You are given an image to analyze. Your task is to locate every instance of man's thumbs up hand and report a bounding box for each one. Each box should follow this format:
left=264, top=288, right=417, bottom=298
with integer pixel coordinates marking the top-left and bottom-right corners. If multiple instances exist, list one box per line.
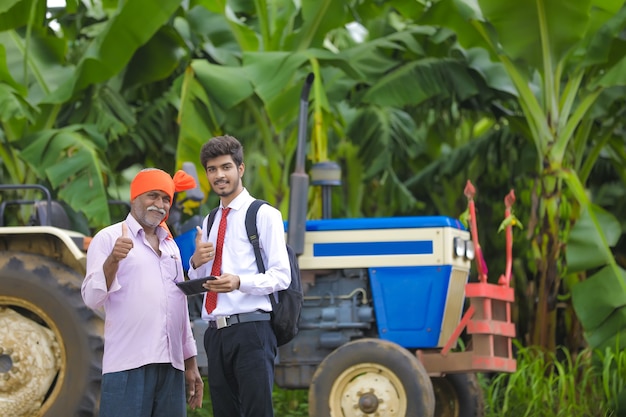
left=190, top=226, right=215, bottom=269
left=111, top=222, right=133, bottom=263
left=195, top=225, right=202, bottom=246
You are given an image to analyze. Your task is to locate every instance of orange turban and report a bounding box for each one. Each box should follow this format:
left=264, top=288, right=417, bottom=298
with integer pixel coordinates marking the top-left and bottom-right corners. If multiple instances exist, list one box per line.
left=130, top=169, right=197, bottom=235
left=130, top=169, right=196, bottom=202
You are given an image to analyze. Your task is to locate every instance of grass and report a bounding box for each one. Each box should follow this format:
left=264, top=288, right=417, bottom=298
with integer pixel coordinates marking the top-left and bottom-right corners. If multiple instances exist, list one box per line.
left=187, top=383, right=308, bottom=417
left=482, top=343, right=626, bottom=417
left=189, top=343, right=626, bottom=417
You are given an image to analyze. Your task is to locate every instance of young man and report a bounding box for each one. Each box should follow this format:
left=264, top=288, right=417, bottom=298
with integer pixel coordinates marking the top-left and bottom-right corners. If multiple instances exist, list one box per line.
left=82, top=168, right=204, bottom=417
left=189, top=135, right=291, bottom=417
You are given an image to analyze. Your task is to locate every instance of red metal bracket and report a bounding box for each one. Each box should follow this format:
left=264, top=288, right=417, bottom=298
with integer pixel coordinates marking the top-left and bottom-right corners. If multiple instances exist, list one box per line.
left=417, top=181, right=517, bottom=375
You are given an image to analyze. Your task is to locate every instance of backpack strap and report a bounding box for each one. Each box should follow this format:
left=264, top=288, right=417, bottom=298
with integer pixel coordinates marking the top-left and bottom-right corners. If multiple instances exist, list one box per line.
left=245, top=199, right=278, bottom=310
left=246, top=199, right=269, bottom=274
left=205, top=206, right=220, bottom=239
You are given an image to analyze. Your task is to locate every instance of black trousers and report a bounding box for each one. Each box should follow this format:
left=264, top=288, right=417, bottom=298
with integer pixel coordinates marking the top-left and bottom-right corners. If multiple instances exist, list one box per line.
left=204, top=320, right=277, bottom=417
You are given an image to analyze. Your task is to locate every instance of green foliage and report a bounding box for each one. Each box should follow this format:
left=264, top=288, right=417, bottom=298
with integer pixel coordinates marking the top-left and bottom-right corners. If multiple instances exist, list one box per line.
left=482, top=343, right=626, bottom=417
left=596, top=344, right=626, bottom=413
left=421, top=0, right=626, bottom=354
left=568, top=203, right=626, bottom=351
left=272, top=387, right=309, bottom=417
left=0, top=0, right=187, bottom=227
left=186, top=380, right=308, bottom=417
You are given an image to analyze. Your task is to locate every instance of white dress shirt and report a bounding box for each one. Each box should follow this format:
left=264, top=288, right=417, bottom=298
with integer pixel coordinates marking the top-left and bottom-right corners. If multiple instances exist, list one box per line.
left=188, top=188, right=291, bottom=320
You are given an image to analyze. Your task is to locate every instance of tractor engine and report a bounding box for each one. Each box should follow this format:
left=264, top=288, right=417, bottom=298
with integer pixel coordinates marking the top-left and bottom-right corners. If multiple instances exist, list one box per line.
left=276, top=268, right=375, bottom=389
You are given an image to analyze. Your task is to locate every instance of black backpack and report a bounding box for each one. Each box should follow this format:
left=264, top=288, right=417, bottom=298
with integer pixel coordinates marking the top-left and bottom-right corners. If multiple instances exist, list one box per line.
left=206, top=199, right=303, bottom=346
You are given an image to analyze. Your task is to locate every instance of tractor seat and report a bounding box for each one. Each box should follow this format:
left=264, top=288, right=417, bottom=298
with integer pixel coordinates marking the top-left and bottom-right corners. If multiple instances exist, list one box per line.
left=29, top=201, right=71, bottom=229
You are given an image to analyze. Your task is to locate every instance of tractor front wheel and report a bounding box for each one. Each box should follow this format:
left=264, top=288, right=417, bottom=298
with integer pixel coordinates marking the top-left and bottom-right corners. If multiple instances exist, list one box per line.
left=308, top=338, right=435, bottom=417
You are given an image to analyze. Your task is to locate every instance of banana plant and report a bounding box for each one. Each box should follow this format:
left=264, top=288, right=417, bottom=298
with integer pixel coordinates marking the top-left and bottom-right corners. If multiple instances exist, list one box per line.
left=423, top=0, right=626, bottom=351
left=174, top=0, right=518, bottom=221
left=174, top=0, right=359, bottom=215
left=567, top=200, right=624, bottom=351
left=0, top=0, right=183, bottom=227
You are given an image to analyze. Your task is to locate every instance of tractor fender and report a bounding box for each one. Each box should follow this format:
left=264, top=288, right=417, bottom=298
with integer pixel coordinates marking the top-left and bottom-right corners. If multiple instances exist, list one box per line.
left=0, top=226, right=88, bottom=276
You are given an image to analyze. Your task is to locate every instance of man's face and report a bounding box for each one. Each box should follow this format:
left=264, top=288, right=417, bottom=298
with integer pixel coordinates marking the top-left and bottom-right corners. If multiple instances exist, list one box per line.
left=130, top=190, right=171, bottom=228
left=205, top=154, right=244, bottom=199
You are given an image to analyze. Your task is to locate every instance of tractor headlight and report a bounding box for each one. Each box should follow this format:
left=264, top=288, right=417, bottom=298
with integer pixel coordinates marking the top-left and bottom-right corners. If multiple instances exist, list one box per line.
left=453, top=237, right=475, bottom=260
left=465, top=240, right=475, bottom=260
left=453, top=237, right=465, bottom=258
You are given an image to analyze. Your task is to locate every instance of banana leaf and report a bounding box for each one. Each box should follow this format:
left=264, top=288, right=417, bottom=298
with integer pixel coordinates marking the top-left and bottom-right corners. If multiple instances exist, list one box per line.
left=569, top=204, right=626, bottom=350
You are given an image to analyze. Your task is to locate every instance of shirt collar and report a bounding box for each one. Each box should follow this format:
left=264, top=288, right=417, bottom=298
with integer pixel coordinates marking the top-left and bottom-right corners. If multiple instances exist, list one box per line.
left=220, top=188, right=251, bottom=213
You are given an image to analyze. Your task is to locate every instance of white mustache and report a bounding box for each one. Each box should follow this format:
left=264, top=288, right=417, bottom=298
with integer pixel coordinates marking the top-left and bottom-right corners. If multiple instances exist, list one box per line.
left=147, top=206, right=166, bottom=215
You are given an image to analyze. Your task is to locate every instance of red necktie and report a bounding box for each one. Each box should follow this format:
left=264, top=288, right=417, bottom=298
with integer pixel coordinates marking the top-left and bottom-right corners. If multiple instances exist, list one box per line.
left=205, top=207, right=230, bottom=313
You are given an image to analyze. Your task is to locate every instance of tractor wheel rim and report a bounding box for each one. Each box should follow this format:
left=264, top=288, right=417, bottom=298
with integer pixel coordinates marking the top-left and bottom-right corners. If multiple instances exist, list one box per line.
left=0, top=297, right=64, bottom=417
left=329, top=362, right=406, bottom=417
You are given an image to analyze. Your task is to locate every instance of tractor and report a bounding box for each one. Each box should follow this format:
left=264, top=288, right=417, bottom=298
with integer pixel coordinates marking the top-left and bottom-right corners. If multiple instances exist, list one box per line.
left=0, top=76, right=516, bottom=416
left=180, top=167, right=518, bottom=417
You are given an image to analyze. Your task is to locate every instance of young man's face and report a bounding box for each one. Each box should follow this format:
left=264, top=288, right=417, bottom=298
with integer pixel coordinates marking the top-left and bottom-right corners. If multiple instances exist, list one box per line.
left=130, top=190, right=170, bottom=228
left=205, top=154, right=244, bottom=200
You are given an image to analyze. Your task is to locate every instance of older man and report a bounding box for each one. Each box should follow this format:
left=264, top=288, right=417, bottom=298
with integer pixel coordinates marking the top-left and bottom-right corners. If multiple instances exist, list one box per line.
left=82, top=168, right=203, bottom=417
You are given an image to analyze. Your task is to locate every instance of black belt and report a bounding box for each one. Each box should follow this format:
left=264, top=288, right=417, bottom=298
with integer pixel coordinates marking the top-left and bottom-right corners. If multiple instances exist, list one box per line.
left=208, top=312, right=271, bottom=329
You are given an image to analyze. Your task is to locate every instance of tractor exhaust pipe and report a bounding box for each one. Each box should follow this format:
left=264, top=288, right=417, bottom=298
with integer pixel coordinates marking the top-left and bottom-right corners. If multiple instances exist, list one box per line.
left=287, top=73, right=314, bottom=255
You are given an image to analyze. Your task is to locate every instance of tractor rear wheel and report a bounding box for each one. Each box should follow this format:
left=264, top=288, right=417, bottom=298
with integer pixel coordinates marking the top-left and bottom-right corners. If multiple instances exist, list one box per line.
left=432, top=373, right=485, bottom=417
left=308, top=338, right=435, bottom=417
left=0, top=252, right=104, bottom=417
